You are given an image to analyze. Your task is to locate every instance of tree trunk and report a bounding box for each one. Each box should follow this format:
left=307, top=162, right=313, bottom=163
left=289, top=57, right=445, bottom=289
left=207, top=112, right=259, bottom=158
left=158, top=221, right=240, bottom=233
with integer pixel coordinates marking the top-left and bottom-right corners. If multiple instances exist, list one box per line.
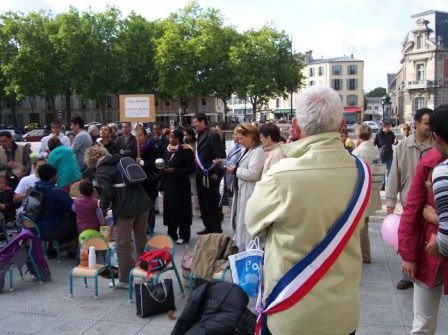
left=65, top=86, right=71, bottom=124
left=101, top=102, right=106, bottom=123
left=251, top=97, right=257, bottom=122
left=49, top=96, right=56, bottom=119
left=10, top=101, right=17, bottom=128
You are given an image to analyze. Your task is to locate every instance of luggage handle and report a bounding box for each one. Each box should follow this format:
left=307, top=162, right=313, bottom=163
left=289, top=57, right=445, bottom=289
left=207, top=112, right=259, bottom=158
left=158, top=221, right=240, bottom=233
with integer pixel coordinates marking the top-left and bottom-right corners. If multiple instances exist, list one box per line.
left=143, top=281, right=168, bottom=303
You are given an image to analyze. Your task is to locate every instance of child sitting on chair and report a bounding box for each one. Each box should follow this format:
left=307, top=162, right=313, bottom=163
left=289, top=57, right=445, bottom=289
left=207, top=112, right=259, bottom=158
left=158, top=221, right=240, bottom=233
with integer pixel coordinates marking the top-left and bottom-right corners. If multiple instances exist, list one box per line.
left=72, top=180, right=104, bottom=235
left=0, top=176, right=19, bottom=223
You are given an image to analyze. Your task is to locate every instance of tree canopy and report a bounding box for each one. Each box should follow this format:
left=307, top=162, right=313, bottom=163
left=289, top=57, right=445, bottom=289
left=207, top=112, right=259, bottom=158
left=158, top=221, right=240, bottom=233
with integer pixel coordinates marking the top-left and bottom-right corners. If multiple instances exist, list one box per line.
left=0, top=1, right=304, bottom=126
left=366, top=87, right=386, bottom=97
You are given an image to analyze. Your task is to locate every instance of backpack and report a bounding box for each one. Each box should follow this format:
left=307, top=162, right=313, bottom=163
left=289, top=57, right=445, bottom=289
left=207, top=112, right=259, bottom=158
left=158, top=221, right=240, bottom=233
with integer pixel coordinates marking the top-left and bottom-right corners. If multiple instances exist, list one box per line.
left=22, top=189, right=45, bottom=222
left=117, top=157, right=147, bottom=186
left=136, top=247, right=172, bottom=281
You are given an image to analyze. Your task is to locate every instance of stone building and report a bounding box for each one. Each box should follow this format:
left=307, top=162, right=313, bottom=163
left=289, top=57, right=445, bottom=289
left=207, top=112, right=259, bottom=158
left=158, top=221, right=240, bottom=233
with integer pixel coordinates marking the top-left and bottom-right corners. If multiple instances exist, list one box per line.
left=389, top=10, right=448, bottom=122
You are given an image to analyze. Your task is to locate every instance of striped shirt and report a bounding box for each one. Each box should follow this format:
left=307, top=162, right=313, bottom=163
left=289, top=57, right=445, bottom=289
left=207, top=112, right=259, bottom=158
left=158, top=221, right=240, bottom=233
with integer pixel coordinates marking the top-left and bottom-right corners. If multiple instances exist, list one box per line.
left=433, top=159, right=448, bottom=256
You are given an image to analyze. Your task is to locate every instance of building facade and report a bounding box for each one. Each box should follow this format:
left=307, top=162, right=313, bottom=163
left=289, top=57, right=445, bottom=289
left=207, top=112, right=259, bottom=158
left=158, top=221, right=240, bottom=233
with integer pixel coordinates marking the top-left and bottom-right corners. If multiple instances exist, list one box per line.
left=364, top=97, right=383, bottom=121
left=302, top=51, right=365, bottom=122
left=389, top=10, right=448, bottom=122
left=0, top=95, right=225, bottom=127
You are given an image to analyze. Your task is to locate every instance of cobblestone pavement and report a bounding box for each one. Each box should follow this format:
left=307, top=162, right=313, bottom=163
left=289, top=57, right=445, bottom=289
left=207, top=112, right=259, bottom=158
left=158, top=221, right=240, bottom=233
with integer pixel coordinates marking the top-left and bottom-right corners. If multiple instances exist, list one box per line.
left=1, top=193, right=447, bottom=335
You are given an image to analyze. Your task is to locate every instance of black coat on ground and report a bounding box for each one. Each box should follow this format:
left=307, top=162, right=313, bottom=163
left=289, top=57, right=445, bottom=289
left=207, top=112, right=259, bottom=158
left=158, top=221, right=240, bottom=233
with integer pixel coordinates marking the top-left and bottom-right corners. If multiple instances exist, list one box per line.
left=162, top=147, right=195, bottom=229
left=171, top=281, right=249, bottom=335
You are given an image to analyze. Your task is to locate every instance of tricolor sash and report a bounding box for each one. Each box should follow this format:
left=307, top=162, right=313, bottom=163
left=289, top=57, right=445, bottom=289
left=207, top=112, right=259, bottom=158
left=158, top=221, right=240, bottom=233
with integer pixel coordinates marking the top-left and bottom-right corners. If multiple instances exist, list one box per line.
left=195, top=141, right=216, bottom=188
left=256, top=156, right=371, bottom=334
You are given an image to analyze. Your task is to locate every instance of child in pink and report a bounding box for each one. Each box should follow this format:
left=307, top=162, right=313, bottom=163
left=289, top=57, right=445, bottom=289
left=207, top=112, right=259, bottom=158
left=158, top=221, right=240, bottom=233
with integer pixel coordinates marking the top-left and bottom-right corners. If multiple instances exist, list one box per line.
left=72, top=180, right=104, bottom=234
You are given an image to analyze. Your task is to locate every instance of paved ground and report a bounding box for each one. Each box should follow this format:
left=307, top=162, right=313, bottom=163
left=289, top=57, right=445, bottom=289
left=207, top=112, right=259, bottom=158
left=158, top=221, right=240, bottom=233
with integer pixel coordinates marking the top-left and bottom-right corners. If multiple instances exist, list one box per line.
left=2, top=190, right=448, bottom=333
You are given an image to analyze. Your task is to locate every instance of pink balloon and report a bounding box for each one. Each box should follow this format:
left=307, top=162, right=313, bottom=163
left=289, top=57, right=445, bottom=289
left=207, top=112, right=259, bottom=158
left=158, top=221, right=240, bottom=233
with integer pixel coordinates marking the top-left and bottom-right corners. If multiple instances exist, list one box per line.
left=381, top=214, right=401, bottom=249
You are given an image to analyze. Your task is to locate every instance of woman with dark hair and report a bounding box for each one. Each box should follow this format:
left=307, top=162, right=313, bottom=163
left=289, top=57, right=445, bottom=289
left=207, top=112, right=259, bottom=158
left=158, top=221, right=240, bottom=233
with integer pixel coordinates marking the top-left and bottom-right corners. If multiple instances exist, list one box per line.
left=183, top=127, right=200, bottom=216
left=183, top=128, right=196, bottom=147
left=163, top=128, right=196, bottom=244
left=48, top=137, right=81, bottom=191
left=259, top=122, right=284, bottom=174
left=97, top=125, right=119, bottom=155
left=136, top=127, right=159, bottom=235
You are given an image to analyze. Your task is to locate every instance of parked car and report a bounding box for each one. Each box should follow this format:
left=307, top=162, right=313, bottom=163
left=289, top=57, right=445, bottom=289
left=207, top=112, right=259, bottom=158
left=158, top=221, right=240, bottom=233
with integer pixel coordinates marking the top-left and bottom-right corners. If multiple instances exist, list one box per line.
left=24, top=123, right=41, bottom=131
left=22, top=129, right=45, bottom=142
left=84, top=122, right=102, bottom=130
left=362, top=121, right=380, bottom=133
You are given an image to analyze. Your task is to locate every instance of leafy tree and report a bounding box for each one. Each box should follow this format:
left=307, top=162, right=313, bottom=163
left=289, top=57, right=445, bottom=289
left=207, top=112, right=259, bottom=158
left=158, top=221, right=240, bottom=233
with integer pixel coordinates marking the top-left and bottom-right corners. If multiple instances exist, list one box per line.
left=230, top=25, right=303, bottom=120
left=0, top=11, right=23, bottom=126
left=366, top=87, right=386, bottom=97
left=52, top=7, right=94, bottom=122
left=9, top=11, right=65, bottom=118
left=115, top=12, right=161, bottom=95
left=77, top=7, right=121, bottom=122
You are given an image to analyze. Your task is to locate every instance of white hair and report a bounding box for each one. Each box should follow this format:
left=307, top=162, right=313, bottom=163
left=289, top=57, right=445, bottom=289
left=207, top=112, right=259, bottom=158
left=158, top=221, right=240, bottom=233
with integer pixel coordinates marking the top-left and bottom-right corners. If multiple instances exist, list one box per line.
left=295, top=85, right=343, bottom=137
left=87, top=125, right=99, bottom=135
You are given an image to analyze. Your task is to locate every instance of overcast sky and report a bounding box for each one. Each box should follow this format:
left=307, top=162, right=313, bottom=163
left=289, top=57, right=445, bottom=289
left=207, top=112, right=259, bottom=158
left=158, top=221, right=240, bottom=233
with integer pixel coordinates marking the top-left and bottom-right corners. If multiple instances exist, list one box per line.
left=1, top=0, right=447, bottom=91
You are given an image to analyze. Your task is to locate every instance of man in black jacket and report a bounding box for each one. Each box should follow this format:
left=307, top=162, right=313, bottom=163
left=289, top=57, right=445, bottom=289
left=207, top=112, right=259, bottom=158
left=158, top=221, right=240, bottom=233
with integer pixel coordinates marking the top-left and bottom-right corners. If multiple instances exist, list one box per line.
left=193, top=113, right=226, bottom=234
left=115, top=122, right=137, bottom=159
left=149, top=123, right=169, bottom=159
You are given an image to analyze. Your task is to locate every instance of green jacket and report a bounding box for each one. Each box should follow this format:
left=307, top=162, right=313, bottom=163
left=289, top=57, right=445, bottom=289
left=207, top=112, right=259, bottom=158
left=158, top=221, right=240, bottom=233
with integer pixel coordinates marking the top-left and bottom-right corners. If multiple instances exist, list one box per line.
left=246, top=132, right=366, bottom=335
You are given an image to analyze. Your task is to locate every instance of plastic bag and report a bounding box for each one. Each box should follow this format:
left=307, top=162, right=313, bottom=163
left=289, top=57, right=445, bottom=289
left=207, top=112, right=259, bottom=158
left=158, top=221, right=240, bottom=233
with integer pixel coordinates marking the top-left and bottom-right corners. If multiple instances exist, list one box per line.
left=229, top=238, right=263, bottom=297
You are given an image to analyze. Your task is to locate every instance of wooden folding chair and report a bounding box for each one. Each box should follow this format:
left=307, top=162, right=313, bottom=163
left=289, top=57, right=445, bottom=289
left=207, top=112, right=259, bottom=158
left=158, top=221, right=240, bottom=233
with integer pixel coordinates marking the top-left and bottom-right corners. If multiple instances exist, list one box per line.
left=69, top=237, right=114, bottom=299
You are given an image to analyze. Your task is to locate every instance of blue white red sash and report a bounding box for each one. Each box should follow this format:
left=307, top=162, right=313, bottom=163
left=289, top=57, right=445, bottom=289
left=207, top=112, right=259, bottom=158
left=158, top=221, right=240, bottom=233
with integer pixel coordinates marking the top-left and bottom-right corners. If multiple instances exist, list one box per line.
left=256, top=157, right=371, bottom=334
left=195, top=141, right=216, bottom=188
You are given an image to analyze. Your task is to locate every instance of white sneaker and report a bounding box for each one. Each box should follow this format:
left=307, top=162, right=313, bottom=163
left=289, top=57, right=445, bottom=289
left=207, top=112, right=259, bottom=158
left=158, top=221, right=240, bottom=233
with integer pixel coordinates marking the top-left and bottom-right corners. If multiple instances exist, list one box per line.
left=109, top=281, right=128, bottom=289
left=176, top=239, right=186, bottom=245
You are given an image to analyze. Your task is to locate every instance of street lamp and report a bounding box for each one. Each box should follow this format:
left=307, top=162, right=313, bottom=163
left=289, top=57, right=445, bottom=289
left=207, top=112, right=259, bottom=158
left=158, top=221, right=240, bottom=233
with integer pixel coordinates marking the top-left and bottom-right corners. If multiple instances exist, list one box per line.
left=178, top=108, right=182, bottom=126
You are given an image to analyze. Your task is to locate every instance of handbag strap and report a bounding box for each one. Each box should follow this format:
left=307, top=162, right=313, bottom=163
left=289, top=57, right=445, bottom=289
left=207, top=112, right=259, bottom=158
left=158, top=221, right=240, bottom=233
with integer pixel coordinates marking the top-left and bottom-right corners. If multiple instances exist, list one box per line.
left=143, top=281, right=168, bottom=303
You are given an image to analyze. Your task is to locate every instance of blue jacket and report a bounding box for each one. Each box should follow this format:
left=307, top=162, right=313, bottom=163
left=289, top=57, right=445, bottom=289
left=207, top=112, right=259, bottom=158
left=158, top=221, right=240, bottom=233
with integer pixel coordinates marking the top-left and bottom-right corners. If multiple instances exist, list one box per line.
left=34, top=180, right=74, bottom=233
left=48, top=145, right=81, bottom=188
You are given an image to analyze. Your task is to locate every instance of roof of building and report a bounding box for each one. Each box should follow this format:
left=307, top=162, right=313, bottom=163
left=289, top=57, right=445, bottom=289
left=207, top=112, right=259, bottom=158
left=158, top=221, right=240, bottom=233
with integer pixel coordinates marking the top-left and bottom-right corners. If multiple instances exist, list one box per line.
left=306, top=55, right=362, bottom=65
left=411, top=10, right=448, bottom=18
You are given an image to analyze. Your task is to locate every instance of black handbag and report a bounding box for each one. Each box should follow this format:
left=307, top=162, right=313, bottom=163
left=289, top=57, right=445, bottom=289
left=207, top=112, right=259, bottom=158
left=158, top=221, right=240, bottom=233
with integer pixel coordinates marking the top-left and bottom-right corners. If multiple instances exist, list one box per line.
left=135, top=279, right=175, bottom=317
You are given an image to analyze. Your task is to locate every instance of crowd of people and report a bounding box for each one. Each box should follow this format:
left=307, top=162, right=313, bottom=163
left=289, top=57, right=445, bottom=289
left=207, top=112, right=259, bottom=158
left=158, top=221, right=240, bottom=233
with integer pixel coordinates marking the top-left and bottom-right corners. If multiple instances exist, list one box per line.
left=3, top=84, right=448, bottom=334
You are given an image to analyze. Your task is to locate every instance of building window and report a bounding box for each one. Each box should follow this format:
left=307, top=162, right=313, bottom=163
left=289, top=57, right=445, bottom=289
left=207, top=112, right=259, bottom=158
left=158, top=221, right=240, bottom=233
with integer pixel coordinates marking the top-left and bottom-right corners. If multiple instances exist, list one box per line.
left=332, top=79, right=342, bottom=90
left=347, top=95, right=358, bottom=106
left=155, top=99, right=159, bottom=107
left=309, top=80, right=315, bottom=86
left=416, top=64, right=425, bottom=81
left=318, top=66, right=323, bottom=76
left=417, top=35, right=423, bottom=49
left=339, top=95, right=344, bottom=104
left=107, top=96, right=112, bottom=108
left=275, top=98, right=280, bottom=108
left=348, top=65, right=357, bottom=75
left=201, top=98, right=207, bottom=106
left=81, top=99, right=86, bottom=109
left=332, top=65, right=342, bottom=75
left=347, top=79, right=358, bottom=90
left=165, top=100, right=170, bottom=107
left=309, top=67, right=314, bottom=77
left=415, top=97, right=425, bottom=110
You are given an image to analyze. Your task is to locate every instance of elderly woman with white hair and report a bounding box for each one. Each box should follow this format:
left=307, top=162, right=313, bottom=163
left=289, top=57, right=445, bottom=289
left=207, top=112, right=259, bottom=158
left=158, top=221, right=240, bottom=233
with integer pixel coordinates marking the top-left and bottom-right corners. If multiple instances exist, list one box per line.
left=245, top=85, right=370, bottom=335
left=87, top=125, right=99, bottom=145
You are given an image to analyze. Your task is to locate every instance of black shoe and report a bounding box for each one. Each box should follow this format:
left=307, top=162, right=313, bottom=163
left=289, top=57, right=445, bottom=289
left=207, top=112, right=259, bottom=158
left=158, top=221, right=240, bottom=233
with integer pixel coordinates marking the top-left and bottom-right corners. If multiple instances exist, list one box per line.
left=197, top=229, right=210, bottom=235
left=396, top=279, right=413, bottom=290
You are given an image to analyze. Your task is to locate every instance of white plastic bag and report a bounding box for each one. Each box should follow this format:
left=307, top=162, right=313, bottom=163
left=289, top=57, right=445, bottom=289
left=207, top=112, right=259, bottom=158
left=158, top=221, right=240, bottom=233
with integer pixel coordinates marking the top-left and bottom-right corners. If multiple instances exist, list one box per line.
left=229, top=238, right=263, bottom=297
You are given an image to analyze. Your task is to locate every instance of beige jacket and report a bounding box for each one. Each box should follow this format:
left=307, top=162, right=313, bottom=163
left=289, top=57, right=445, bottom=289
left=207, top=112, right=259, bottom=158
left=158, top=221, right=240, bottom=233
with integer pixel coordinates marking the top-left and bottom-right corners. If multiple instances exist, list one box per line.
left=352, top=141, right=381, bottom=215
left=262, top=142, right=284, bottom=174
left=386, top=135, right=433, bottom=208
left=246, top=132, right=366, bottom=335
